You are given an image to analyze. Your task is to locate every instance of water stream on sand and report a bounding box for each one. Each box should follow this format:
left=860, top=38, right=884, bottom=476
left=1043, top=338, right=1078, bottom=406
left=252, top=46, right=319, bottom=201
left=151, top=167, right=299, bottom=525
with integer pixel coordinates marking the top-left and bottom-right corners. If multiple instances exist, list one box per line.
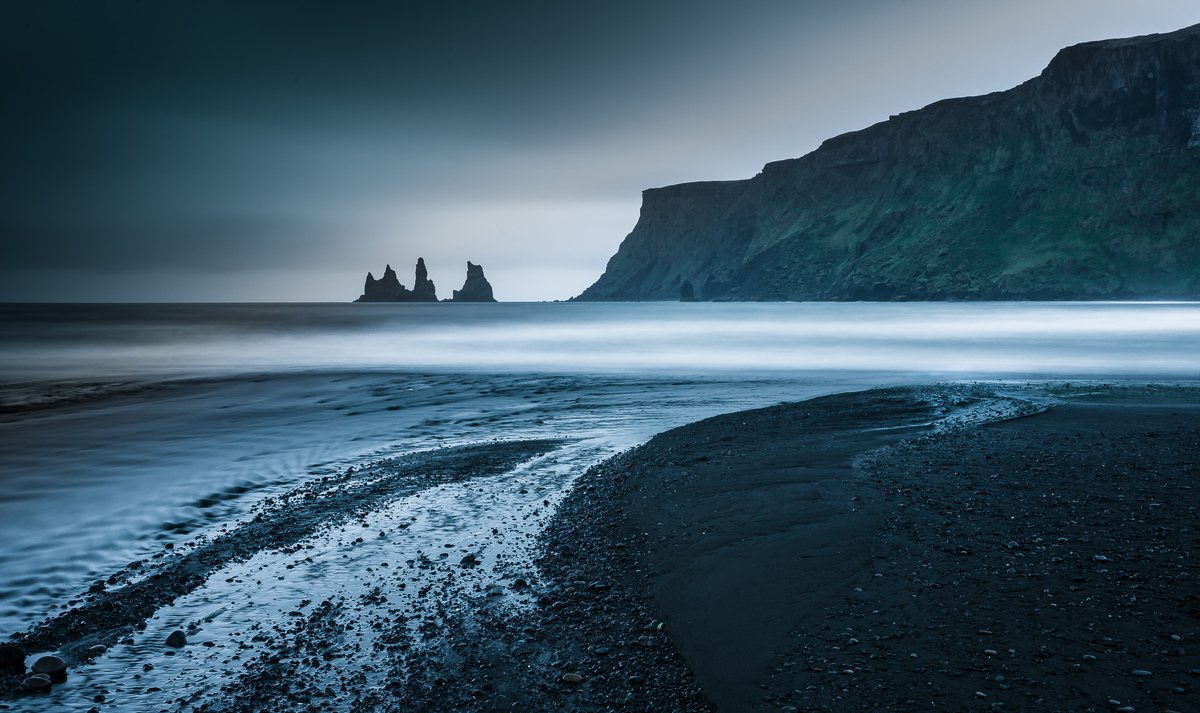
left=2, top=371, right=892, bottom=712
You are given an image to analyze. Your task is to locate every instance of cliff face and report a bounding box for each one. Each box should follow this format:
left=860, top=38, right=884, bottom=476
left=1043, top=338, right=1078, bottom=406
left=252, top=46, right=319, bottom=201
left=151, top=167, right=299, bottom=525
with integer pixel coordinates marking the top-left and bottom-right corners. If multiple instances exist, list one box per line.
left=576, top=24, right=1200, bottom=301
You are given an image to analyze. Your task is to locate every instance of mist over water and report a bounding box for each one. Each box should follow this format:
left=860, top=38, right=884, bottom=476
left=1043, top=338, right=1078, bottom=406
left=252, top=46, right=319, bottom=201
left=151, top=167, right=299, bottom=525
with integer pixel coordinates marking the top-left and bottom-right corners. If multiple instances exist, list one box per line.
left=2, top=301, right=1199, bottom=380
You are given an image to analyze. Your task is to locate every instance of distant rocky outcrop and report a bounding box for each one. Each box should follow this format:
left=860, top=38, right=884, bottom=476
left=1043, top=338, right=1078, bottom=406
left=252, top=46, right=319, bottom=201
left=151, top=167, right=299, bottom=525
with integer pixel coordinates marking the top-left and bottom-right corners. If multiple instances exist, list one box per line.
left=575, top=24, right=1200, bottom=302
left=356, top=258, right=499, bottom=302
left=451, top=262, right=497, bottom=302
left=357, top=263, right=411, bottom=302
left=411, top=258, right=438, bottom=302
left=356, top=258, right=438, bottom=302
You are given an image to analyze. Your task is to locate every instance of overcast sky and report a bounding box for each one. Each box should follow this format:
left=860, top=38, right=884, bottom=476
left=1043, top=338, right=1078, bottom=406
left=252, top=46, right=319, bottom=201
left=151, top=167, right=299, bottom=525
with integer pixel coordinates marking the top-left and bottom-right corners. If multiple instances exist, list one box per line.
left=3, top=1, right=1198, bottom=302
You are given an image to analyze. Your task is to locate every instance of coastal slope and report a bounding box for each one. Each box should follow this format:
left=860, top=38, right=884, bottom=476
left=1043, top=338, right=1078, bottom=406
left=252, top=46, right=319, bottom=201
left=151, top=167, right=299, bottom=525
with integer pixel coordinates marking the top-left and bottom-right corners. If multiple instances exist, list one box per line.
left=576, top=24, right=1200, bottom=301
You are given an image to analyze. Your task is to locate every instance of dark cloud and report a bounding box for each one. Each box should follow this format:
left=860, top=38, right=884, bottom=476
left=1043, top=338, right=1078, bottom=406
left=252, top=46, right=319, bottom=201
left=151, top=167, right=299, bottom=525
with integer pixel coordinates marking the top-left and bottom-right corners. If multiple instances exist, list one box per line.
left=2, top=1, right=1198, bottom=300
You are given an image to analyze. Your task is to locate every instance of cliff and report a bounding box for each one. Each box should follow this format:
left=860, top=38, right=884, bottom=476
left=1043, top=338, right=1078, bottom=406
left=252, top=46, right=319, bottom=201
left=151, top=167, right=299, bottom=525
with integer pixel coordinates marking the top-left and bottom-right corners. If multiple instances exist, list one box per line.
left=575, top=24, right=1200, bottom=301
left=451, top=262, right=497, bottom=302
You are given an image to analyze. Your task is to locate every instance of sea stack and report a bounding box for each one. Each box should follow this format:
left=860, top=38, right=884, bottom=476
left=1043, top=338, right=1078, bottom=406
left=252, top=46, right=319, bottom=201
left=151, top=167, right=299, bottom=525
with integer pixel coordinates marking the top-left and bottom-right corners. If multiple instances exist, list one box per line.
left=411, top=257, right=438, bottom=302
left=356, top=264, right=411, bottom=302
left=451, top=262, right=497, bottom=302
left=355, top=259, right=439, bottom=302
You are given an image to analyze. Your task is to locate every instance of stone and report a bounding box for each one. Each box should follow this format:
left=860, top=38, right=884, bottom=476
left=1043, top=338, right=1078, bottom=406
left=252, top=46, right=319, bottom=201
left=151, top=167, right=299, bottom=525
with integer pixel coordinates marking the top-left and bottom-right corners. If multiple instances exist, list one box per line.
left=23, top=675, right=51, bottom=692
left=561, top=673, right=583, bottom=684
left=460, top=553, right=479, bottom=566
left=32, top=655, right=66, bottom=682
left=451, top=262, right=497, bottom=302
left=166, top=630, right=187, bottom=648
left=0, top=644, right=24, bottom=674
left=1132, top=669, right=1152, bottom=676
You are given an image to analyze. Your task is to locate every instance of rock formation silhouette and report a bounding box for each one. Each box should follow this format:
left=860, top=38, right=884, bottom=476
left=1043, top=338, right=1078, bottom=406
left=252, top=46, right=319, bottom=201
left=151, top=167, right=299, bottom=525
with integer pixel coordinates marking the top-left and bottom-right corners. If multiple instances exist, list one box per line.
left=451, top=262, right=497, bottom=302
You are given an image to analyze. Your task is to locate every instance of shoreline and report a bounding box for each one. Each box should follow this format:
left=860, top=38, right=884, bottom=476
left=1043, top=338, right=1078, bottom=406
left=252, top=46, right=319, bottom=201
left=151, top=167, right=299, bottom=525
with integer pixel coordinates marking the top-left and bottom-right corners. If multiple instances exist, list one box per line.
left=2, top=382, right=1198, bottom=712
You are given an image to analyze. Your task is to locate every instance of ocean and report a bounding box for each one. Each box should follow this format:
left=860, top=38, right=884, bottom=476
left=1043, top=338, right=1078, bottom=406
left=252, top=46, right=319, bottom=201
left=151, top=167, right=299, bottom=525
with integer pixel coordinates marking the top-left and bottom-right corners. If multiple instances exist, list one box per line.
left=1, top=301, right=1198, bottom=710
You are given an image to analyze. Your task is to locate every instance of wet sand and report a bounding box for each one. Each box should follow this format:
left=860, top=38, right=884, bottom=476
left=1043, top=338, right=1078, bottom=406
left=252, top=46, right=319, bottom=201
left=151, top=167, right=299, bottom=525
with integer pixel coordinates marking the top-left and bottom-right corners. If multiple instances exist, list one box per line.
left=3, top=383, right=1199, bottom=713
left=550, top=384, right=1200, bottom=712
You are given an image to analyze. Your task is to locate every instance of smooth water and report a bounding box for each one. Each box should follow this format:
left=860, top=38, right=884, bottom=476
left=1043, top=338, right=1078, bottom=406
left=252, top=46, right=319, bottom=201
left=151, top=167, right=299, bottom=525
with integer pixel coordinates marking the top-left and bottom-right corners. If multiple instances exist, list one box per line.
left=2, top=301, right=1199, bottom=380
left=1, top=301, right=1198, bottom=709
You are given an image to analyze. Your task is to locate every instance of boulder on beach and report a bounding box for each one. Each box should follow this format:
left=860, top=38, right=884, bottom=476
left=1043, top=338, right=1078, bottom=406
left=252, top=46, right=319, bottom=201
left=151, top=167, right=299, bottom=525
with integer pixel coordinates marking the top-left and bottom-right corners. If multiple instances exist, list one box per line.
left=31, top=655, right=66, bottom=682
left=166, top=630, right=187, bottom=648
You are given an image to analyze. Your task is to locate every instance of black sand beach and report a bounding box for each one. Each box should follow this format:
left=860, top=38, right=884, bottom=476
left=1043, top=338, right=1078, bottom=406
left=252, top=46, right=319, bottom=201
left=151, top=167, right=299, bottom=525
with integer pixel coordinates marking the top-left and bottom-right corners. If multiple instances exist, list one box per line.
left=3, top=384, right=1199, bottom=713
left=533, top=385, right=1200, bottom=713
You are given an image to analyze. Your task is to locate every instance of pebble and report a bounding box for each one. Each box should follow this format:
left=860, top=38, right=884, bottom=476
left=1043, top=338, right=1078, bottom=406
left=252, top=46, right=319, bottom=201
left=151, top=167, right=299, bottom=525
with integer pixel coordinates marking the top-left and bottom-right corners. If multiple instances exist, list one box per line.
left=32, top=655, right=67, bottom=681
left=562, top=673, right=583, bottom=684
left=166, top=630, right=188, bottom=647
left=460, top=554, right=479, bottom=566
left=87, top=645, right=107, bottom=656
left=1131, top=669, right=1152, bottom=676
left=1082, top=654, right=1097, bottom=661
left=983, top=649, right=998, bottom=655
left=23, top=675, right=51, bottom=692
left=975, top=691, right=987, bottom=698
